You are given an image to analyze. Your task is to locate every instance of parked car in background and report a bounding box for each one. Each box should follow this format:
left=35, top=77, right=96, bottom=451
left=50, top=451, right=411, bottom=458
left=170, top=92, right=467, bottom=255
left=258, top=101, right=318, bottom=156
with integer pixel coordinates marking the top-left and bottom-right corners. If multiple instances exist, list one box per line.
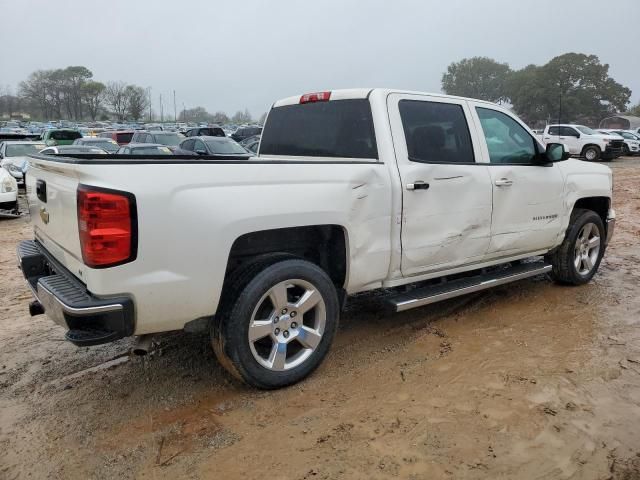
left=542, top=124, right=624, bottom=161
left=115, top=144, right=173, bottom=155
left=184, top=126, right=226, bottom=137
left=130, top=131, right=184, bottom=151
left=597, top=130, right=640, bottom=156
left=230, top=126, right=262, bottom=143
left=39, top=145, right=108, bottom=155
left=73, top=137, right=120, bottom=153
left=98, top=130, right=134, bottom=146
left=0, top=141, right=46, bottom=184
left=174, top=136, right=252, bottom=158
left=242, top=135, right=261, bottom=154
left=41, top=128, right=82, bottom=146
left=0, top=166, right=18, bottom=213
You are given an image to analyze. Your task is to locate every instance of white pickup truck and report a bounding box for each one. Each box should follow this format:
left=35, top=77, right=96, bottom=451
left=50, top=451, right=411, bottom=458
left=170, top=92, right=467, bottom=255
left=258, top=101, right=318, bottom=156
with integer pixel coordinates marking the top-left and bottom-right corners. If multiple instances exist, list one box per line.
left=541, top=124, right=624, bottom=161
left=18, top=89, right=615, bottom=389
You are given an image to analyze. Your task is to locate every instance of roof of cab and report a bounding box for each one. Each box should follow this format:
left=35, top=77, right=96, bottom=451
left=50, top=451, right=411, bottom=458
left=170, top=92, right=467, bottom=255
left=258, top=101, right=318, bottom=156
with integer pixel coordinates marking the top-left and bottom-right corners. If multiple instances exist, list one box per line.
left=272, top=88, right=498, bottom=108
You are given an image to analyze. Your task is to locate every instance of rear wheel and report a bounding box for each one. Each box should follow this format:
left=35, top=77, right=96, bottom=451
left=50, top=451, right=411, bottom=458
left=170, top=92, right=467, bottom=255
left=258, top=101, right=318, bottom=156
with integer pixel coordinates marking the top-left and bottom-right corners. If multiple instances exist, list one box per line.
left=582, top=146, right=601, bottom=162
left=547, top=209, right=605, bottom=285
left=212, top=258, right=339, bottom=389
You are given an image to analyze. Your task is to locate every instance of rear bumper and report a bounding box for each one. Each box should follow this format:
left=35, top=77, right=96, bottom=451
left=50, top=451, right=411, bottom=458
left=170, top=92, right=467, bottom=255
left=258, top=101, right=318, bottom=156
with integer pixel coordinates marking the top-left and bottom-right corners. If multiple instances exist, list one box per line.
left=17, top=240, right=135, bottom=346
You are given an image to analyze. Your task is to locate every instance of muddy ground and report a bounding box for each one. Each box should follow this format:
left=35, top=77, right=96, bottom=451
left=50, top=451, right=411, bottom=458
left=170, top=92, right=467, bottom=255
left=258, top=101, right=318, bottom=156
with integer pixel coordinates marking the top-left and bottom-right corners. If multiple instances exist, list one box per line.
left=1, top=158, right=639, bottom=480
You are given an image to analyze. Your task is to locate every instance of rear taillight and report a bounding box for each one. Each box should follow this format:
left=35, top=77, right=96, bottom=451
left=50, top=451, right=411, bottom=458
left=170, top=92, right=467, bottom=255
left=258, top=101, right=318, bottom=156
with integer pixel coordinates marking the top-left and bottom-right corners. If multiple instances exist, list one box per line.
left=300, top=91, right=331, bottom=104
left=77, top=185, right=137, bottom=268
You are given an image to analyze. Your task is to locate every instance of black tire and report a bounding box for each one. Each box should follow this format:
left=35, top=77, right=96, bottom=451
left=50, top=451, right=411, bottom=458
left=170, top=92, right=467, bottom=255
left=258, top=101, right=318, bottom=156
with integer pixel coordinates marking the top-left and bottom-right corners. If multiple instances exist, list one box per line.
left=622, top=144, right=630, bottom=156
left=547, top=209, right=605, bottom=285
left=212, top=258, right=339, bottom=389
left=582, top=145, right=601, bottom=162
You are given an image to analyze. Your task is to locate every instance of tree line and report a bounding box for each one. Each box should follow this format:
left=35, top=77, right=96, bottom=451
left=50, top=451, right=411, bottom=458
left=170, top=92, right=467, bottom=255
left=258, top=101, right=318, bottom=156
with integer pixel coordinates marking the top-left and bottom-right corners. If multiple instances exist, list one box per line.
left=0, top=66, right=261, bottom=123
left=441, top=53, right=637, bottom=126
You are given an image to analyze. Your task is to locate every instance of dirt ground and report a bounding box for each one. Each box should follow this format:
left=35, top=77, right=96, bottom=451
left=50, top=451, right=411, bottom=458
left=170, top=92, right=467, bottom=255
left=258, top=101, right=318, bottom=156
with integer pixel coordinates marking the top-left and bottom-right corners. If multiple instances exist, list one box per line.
left=1, top=158, right=639, bottom=480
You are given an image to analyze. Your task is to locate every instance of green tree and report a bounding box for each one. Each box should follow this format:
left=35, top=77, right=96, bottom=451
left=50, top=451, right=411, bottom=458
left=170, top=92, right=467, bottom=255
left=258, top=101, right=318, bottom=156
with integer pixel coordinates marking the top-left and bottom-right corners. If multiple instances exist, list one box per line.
left=507, top=53, right=631, bottom=125
left=626, top=103, right=640, bottom=117
left=441, top=56, right=512, bottom=103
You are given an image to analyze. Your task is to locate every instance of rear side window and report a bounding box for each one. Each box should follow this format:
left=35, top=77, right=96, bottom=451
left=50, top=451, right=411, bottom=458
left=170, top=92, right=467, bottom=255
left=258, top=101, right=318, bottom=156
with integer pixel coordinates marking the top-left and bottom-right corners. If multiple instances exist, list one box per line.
left=399, top=100, right=474, bottom=164
left=260, top=99, right=378, bottom=159
left=548, top=126, right=561, bottom=135
left=116, top=132, right=133, bottom=143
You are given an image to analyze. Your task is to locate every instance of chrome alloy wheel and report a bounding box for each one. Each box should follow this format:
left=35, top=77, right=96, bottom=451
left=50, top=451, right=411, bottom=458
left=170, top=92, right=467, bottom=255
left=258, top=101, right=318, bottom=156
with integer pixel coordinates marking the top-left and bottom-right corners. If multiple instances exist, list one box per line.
left=248, top=279, right=326, bottom=371
left=574, top=222, right=601, bottom=275
left=585, top=148, right=597, bottom=161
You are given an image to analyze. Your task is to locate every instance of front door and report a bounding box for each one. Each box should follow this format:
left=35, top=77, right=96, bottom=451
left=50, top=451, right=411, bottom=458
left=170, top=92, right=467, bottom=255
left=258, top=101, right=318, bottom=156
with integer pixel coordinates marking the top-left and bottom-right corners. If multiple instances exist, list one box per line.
left=388, top=94, right=493, bottom=278
left=470, top=104, right=565, bottom=257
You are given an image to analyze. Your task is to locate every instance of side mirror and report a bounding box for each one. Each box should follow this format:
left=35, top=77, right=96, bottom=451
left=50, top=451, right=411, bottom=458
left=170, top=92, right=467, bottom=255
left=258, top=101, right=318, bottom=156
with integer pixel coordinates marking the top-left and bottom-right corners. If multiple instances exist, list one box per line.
left=575, top=133, right=581, bottom=138
left=545, top=143, right=570, bottom=162
left=195, top=149, right=207, bottom=155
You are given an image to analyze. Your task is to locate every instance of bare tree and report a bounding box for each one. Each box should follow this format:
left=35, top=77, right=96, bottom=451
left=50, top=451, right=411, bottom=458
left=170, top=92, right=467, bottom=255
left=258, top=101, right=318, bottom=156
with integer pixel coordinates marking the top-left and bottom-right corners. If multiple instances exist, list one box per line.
left=124, top=85, right=149, bottom=121
left=104, top=81, right=128, bottom=120
left=83, top=81, right=106, bottom=121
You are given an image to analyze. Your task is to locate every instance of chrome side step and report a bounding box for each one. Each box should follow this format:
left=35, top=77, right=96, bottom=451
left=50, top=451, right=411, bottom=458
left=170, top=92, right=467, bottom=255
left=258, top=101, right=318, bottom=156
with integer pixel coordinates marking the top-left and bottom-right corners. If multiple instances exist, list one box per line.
left=387, top=262, right=552, bottom=312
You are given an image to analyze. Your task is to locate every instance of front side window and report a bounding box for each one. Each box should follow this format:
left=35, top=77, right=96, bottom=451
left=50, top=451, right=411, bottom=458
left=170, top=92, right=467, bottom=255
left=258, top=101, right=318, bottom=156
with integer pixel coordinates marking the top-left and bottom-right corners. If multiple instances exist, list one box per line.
left=399, top=100, right=474, bottom=164
left=561, top=127, right=579, bottom=137
left=476, top=107, right=537, bottom=165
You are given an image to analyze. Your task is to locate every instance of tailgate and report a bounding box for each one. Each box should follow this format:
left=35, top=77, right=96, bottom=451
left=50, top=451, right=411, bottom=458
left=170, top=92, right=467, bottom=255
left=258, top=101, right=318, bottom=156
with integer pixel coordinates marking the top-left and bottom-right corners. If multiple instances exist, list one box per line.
left=27, top=156, right=84, bottom=277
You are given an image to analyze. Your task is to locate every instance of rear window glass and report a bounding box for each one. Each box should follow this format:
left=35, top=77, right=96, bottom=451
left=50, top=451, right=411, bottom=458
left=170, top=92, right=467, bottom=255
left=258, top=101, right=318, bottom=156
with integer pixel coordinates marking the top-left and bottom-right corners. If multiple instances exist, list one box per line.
left=130, top=146, right=172, bottom=155
left=50, top=130, right=82, bottom=141
left=260, top=99, right=377, bottom=159
left=116, top=132, right=133, bottom=143
left=153, top=133, right=183, bottom=146
left=5, top=143, right=46, bottom=156
left=205, top=138, right=249, bottom=154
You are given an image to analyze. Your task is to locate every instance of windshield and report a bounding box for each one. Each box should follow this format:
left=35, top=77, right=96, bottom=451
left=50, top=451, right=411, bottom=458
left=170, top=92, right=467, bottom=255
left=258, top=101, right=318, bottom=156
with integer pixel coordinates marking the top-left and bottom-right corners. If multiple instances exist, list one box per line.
left=154, top=133, right=183, bottom=146
left=5, top=143, right=46, bottom=156
left=576, top=126, right=596, bottom=135
left=205, top=138, right=249, bottom=154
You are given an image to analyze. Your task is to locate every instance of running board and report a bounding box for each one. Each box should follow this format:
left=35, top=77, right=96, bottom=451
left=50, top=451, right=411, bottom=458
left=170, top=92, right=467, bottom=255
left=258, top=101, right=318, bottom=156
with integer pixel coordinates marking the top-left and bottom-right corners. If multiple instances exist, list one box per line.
left=387, top=262, right=552, bottom=312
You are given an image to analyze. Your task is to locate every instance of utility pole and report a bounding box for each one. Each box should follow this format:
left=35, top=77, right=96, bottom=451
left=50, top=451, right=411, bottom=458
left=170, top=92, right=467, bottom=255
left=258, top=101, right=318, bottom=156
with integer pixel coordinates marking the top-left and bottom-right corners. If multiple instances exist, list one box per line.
left=173, top=90, right=177, bottom=123
left=147, top=87, right=152, bottom=122
left=159, top=94, right=163, bottom=123
left=182, top=103, right=186, bottom=123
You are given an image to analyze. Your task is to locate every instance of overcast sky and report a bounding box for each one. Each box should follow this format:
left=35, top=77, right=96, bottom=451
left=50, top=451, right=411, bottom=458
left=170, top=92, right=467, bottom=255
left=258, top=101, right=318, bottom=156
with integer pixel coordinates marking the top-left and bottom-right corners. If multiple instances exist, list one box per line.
left=1, top=0, right=638, bottom=118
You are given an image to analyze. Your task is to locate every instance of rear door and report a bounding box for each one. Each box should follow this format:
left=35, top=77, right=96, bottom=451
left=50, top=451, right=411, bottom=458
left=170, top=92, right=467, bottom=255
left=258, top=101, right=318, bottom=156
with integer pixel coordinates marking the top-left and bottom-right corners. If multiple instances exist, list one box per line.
left=387, top=93, right=493, bottom=277
left=469, top=103, right=565, bottom=256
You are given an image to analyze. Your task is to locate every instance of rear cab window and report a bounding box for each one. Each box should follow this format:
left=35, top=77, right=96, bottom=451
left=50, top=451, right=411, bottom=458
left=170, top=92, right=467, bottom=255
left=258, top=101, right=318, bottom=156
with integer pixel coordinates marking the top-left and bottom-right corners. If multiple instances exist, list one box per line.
left=260, top=99, right=378, bottom=159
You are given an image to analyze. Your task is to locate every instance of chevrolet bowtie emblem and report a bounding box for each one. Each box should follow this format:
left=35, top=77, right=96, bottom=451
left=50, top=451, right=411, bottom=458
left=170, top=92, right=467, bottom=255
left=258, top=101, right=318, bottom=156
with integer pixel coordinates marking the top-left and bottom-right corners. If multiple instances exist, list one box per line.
left=39, top=207, right=50, bottom=224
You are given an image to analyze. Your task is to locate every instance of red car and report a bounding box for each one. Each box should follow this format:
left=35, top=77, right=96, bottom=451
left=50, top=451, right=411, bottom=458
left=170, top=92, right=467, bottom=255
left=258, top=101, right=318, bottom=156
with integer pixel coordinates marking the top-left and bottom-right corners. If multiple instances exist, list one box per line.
left=98, top=130, right=134, bottom=146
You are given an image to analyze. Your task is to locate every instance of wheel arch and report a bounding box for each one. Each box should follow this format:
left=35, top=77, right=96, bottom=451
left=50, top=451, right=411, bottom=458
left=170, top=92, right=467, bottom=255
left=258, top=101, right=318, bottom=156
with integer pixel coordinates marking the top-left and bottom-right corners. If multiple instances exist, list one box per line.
left=225, top=225, right=350, bottom=290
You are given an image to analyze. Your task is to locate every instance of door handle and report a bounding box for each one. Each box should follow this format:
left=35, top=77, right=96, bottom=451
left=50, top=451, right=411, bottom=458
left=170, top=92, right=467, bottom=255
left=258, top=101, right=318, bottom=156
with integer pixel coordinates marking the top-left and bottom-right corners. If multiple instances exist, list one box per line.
left=494, top=178, right=513, bottom=187
left=406, top=181, right=430, bottom=191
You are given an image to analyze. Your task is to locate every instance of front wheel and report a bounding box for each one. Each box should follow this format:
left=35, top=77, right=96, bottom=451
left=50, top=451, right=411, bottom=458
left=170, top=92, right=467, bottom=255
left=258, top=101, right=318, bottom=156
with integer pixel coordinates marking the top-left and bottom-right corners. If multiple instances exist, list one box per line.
left=547, top=209, right=605, bottom=285
left=212, top=258, right=339, bottom=389
left=583, top=146, right=601, bottom=162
